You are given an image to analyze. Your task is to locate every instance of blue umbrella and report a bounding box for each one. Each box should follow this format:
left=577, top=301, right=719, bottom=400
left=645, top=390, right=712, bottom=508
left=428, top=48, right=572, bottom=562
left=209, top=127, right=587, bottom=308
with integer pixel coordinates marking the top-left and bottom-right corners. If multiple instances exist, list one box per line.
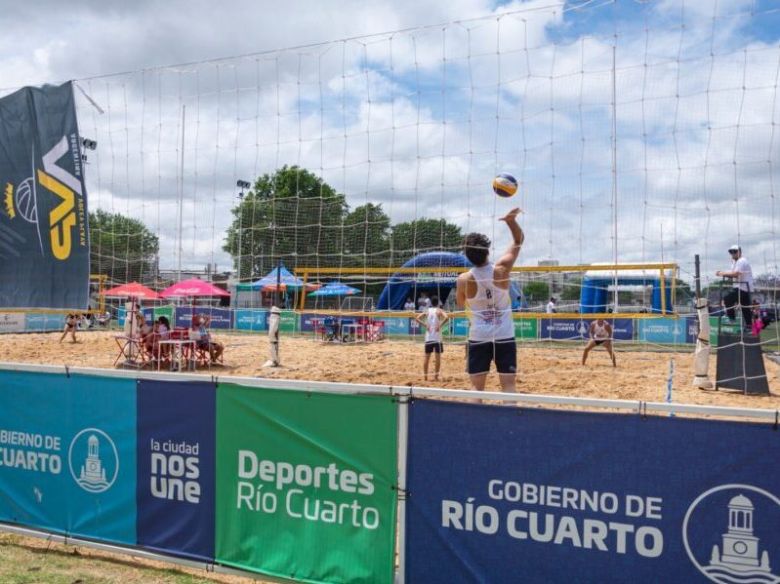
left=308, top=282, right=361, bottom=297
left=250, top=264, right=311, bottom=290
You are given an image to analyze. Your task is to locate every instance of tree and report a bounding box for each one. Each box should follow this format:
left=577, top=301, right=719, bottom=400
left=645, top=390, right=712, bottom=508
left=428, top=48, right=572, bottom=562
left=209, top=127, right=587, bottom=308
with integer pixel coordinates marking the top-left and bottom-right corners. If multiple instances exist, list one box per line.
left=560, top=277, right=582, bottom=301
left=390, top=218, right=463, bottom=264
left=523, top=281, right=550, bottom=304
left=342, top=203, right=391, bottom=267
left=224, top=165, right=348, bottom=279
left=89, top=210, right=159, bottom=285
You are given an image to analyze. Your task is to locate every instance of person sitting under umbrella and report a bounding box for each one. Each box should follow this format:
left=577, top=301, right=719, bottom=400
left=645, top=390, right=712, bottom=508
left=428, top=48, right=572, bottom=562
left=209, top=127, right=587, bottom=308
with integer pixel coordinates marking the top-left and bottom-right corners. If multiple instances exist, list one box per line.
left=191, top=314, right=224, bottom=364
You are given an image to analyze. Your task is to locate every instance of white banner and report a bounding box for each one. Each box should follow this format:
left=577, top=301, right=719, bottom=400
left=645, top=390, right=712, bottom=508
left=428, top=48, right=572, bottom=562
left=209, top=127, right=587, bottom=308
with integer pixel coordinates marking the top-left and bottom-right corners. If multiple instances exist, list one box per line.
left=0, top=313, right=25, bottom=333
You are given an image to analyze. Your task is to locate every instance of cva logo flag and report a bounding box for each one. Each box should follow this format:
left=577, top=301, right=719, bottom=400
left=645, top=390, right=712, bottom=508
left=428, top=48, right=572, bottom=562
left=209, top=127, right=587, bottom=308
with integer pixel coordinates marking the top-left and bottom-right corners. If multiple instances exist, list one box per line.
left=0, top=81, right=89, bottom=308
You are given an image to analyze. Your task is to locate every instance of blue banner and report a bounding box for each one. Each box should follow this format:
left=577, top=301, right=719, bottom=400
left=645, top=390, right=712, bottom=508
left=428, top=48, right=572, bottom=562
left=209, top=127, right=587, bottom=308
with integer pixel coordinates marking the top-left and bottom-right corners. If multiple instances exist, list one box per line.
left=541, top=318, right=633, bottom=341
left=174, top=307, right=232, bottom=329
left=0, top=370, right=136, bottom=545
left=234, top=309, right=268, bottom=332
left=378, top=317, right=411, bottom=336
left=451, top=317, right=469, bottom=337
left=637, top=317, right=694, bottom=344
left=406, top=400, right=780, bottom=583
left=0, top=82, right=90, bottom=309
left=299, top=313, right=325, bottom=332
left=136, top=379, right=215, bottom=561
left=25, top=313, right=67, bottom=332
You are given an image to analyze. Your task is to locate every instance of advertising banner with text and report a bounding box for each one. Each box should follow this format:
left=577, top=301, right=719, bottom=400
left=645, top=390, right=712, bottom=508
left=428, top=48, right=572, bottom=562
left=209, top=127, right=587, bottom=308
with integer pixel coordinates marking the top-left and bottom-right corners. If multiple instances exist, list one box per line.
left=0, top=370, right=136, bottom=545
left=0, top=82, right=90, bottom=309
left=215, top=383, right=398, bottom=584
left=136, top=379, right=216, bottom=561
left=406, top=399, right=780, bottom=583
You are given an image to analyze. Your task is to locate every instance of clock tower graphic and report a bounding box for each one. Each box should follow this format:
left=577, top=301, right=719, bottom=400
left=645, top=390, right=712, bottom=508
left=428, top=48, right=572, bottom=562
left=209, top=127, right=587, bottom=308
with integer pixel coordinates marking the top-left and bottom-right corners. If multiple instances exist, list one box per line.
left=704, top=494, right=777, bottom=582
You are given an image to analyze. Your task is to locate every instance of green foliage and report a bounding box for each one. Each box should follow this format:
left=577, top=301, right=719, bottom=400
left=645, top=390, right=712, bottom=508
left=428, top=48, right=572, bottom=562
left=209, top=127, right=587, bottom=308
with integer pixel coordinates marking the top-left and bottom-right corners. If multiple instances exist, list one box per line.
left=343, top=203, right=391, bottom=266
left=390, top=218, right=463, bottom=263
left=223, top=166, right=464, bottom=278
left=560, top=278, right=582, bottom=301
left=523, top=281, right=550, bottom=302
left=224, top=165, right=348, bottom=279
left=89, top=209, right=159, bottom=284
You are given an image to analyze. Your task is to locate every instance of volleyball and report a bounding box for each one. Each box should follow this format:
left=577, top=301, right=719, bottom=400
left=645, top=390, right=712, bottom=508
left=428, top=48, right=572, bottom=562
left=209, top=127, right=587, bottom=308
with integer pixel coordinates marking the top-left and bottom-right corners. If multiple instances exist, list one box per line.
left=492, top=173, right=518, bottom=197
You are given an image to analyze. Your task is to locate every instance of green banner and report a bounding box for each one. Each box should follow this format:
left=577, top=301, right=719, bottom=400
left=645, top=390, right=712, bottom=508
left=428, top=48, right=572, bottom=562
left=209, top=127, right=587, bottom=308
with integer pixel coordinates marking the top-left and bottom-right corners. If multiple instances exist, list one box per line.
left=709, top=316, right=741, bottom=346
left=279, top=310, right=299, bottom=333
left=514, top=318, right=538, bottom=340
left=152, top=305, right=174, bottom=323
left=215, top=384, right=397, bottom=583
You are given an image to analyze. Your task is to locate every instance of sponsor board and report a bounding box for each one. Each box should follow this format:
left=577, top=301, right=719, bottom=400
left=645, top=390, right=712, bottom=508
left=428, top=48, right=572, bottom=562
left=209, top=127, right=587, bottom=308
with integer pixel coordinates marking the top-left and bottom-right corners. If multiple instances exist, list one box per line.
left=234, top=309, right=268, bottom=332
left=0, top=313, right=25, bottom=333
left=215, top=383, right=397, bottom=583
left=406, top=400, right=780, bottom=583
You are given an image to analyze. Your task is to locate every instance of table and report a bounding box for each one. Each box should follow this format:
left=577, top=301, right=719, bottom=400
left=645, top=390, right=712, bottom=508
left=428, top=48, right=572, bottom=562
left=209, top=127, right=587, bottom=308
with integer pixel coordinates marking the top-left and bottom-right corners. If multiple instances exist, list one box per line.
left=157, top=339, right=196, bottom=372
left=114, top=335, right=145, bottom=368
left=341, top=323, right=364, bottom=343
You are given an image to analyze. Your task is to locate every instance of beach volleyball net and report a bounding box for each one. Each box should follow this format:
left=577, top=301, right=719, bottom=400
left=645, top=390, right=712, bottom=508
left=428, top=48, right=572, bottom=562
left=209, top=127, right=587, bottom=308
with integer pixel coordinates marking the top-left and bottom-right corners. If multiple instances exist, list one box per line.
left=0, top=1, right=776, bottom=357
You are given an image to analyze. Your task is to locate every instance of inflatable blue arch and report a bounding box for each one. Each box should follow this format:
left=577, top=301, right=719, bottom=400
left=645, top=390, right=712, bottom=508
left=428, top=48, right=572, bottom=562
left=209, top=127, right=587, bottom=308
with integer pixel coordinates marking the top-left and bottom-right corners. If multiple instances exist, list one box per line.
left=579, top=268, right=673, bottom=313
left=377, top=252, right=523, bottom=310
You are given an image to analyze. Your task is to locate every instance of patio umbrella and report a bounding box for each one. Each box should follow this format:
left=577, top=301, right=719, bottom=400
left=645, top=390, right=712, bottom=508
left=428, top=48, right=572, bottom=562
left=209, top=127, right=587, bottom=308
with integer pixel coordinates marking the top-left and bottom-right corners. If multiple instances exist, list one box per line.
left=101, top=281, right=160, bottom=300
left=250, top=264, right=317, bottom=290
left=159, top=278, right=230, bottom=298
left=308, top=282, right=360, bottom=297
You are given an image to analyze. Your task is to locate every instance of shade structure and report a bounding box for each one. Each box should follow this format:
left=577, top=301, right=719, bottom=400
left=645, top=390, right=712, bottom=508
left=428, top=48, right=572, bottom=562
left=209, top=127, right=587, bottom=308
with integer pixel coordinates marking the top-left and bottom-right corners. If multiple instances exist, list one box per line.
left=159, top=278, right=230, bottom=298
left=101, top=281, right=160, bottom=300
left=308, top=282, right=360, bottom=297
left=251, top=265, right=317, bottom=291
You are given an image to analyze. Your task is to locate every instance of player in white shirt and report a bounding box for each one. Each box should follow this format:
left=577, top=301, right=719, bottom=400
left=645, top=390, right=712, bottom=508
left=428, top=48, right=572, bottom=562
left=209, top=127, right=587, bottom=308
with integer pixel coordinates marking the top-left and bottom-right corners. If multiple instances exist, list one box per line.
left=582, top=318, right=616, bottom=367
left=415, top=296, right=449, bottom=381
left=456, top=208, right=524, bottom=392
left=716, top=244, right=754, bottom=330
left=546, top=297, right=557, bottom=314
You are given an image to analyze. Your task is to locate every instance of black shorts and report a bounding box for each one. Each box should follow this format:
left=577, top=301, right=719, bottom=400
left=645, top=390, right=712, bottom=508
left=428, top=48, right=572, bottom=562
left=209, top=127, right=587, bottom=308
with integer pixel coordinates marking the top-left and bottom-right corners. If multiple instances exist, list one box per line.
left=467, top=338, right=516, bottom=375
left=425, top=341, right=443, bottom=354
left=594, top=340, right=605, bottom=346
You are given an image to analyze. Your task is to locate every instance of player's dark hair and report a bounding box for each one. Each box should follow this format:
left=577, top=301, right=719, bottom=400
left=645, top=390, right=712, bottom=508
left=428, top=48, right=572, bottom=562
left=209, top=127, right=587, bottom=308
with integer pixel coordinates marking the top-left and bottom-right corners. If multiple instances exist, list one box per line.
left=430, top=296, right=439, bottom=307
left=464, top=232, right=490, bottom=266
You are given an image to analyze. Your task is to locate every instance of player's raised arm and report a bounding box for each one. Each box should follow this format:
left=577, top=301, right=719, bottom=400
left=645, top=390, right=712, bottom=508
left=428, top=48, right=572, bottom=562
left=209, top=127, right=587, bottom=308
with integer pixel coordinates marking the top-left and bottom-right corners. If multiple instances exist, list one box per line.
left=495, top=208, right=524, bottom=274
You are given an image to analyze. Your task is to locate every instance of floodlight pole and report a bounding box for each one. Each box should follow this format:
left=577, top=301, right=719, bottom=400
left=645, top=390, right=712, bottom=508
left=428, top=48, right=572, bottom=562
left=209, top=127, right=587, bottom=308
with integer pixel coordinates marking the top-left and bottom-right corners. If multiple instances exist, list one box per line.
left=275, top=259, right=282, bottom=308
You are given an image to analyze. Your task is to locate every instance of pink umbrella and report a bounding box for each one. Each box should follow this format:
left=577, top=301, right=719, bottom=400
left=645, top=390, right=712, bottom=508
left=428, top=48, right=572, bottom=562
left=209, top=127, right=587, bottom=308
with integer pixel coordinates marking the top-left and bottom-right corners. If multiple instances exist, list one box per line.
left=101, top=281, right=160, bottom=300
left=159, top=278, right=230, bottom=298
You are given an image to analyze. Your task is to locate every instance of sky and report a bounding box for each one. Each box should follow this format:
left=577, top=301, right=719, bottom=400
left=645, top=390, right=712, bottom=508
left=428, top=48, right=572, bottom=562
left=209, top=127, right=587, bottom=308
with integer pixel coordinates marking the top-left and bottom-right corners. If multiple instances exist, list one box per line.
left=1, top=0, right=780, bottom=288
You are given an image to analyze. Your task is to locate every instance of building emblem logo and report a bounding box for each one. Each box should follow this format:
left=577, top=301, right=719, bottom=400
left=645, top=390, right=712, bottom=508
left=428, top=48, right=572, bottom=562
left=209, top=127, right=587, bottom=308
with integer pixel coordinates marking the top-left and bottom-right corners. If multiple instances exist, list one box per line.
left=68, top=428, right=119, bottom=493
left=683, top=484, right=780, bottom=584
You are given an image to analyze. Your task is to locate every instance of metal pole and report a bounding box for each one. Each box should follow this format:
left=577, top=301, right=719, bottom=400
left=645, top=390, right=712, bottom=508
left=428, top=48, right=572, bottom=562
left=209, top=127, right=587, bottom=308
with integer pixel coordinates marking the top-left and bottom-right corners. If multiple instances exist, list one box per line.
left=611, top=44, right=619, bottom=310
left=177, top=104, right=186, bottom=282
left=694, top=254, right=702, bottom=298
left=237, top=191, right=243, bottom=282
left=276, top=259, right=282, bottom=308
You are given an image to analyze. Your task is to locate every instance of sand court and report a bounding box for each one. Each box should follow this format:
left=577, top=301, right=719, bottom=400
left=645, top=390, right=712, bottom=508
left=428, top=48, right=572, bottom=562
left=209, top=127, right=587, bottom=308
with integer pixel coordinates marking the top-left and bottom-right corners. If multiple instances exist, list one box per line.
left=0, top=330, right=777, bottom=410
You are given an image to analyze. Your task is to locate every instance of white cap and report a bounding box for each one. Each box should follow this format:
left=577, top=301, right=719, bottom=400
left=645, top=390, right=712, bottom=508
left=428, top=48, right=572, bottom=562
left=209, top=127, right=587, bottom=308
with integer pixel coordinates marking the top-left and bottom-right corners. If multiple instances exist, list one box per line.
left=728, top=244, right=741, bottom=252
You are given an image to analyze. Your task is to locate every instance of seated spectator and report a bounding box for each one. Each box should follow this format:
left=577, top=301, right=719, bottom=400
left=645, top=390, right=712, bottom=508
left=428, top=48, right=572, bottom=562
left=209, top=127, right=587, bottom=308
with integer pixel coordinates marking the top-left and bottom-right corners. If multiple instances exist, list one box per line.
left=191, top=315, right=224, bottom=363
left=156, top=316, right=171, bottom=339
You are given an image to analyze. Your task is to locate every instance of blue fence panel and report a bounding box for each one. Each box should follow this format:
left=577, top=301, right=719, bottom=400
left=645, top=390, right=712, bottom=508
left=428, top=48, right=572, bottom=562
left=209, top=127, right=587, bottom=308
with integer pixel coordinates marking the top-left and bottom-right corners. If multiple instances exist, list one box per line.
left=25, top=313, right=65, bottom=332
left=638, top=317, right=690, bottom=344
left=234, top=309, right=268, bottom=332
left=137, top=380, right=215, bottom=561
left=0, top=370, right=137, bottom=545
left=174, top=307, right=232, bottom=329
left=541, top=318, right=633, bottom=341
left=406, top=399, right=780, bottom=583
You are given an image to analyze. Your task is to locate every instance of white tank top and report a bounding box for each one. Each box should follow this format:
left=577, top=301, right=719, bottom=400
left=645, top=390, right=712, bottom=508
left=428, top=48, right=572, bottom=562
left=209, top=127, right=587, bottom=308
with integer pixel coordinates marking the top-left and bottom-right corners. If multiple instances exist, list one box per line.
left=592, top=321, right=610, bottom=340
left=424, top=307, right=441, bottom=343
left=467, top=264, right=515, bottom=342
